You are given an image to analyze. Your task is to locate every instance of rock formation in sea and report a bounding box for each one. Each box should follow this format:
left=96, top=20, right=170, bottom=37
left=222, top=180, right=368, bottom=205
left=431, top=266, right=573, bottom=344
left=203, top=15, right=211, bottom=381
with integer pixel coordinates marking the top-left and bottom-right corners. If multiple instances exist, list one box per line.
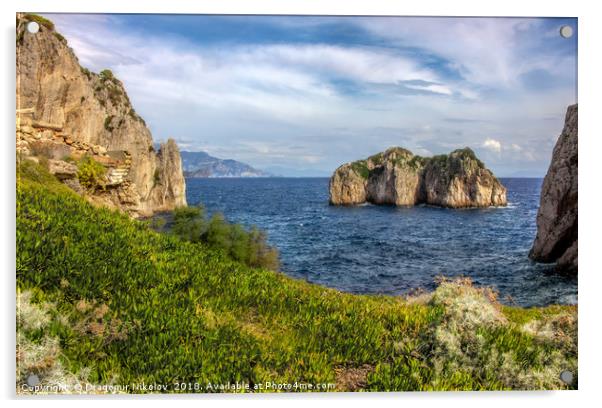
left=530, top=104, right=578, bottom=274
left=329, top=147, right=507, bottom=208
left=16, top=14, right=186, bottom=217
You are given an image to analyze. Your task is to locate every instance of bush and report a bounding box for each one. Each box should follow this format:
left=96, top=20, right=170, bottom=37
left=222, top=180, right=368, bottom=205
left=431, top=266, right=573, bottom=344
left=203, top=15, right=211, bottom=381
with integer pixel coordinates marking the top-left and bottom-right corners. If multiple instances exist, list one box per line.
left=77, top=156, right=106, bottom=191
left=351, top=160, right=370, bottom=179
left=171, top=206, right=280, bottom=271
left=172, top=206, right=205, bottom=242
left=108, top=86, right=123, bottom=106
left=99, top=69, right=115, bottom=83
left=104, top=115, right=114, bottom=132
left=80, top=67, right=92, bottom=80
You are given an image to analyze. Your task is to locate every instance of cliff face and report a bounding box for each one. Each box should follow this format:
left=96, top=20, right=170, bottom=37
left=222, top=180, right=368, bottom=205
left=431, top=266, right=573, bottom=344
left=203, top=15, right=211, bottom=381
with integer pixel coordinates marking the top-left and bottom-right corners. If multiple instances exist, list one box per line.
left=329, top=147, right=506, bottom=208
left=16, top=14, right=186, bottom=217
left=530, top=104, right=578, bottom=273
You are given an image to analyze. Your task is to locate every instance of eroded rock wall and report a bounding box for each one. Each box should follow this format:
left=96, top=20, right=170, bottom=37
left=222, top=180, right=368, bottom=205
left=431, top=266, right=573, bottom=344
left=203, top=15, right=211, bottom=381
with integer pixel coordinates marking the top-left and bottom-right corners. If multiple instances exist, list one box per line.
left=530, top=104, right=578, bottom=274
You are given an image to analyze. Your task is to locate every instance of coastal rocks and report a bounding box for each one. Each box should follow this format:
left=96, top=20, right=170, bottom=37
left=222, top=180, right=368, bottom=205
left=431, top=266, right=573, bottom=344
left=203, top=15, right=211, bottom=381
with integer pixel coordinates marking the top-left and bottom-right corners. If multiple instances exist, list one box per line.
left=329, top=163, right=368, bottom=205
left=47, top=159, right=78, bottom=180
left=148, top=139, right=187, bottom=212
left=529, top=104, right=578, bottom=274
left=16, top=14, right=186, bottom=217
left=330, top=147, right=507, bottom=208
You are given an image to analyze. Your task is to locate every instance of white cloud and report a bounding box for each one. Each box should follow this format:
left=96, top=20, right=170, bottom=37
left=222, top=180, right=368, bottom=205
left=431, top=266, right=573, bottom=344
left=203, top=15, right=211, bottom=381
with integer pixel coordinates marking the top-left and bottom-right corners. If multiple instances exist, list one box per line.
left=355, top=17, right=575, bottom=94
left=483, top=138, right=502, bottom=153
left=405, top=83, right=452, bottom=96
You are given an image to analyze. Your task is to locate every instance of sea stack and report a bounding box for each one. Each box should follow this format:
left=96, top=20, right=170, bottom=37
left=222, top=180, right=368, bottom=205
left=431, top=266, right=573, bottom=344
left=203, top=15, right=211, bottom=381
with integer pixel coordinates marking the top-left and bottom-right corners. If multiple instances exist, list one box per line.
left=329, top=147, right=507, bottom=208
left=16, top=13, right=186, bottom=217
left=529, top=104, right=578, bottom=274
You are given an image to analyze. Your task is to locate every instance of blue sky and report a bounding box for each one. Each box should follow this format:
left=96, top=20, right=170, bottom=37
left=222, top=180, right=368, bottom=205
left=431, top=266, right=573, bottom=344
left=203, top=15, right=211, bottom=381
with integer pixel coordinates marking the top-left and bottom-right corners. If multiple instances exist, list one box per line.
left=46, top=14, right=577, bottom=176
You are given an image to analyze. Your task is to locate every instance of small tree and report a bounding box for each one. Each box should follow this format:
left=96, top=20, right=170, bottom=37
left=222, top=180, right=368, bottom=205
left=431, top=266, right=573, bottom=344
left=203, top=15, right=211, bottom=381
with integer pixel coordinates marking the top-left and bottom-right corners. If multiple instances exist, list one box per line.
left=172, top=206, right=205, bottom=243
left=204, top=213, right=231, bottom=251
left=99, top=69, right=115, bottom=82
left=77, top=156, right=106, bottom=191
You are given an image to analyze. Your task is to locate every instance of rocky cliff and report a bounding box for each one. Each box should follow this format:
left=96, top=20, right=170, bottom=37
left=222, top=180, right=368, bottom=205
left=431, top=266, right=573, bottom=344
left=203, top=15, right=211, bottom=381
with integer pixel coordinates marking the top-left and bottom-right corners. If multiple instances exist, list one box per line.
left=329, top=147, right=507, bottom=208
left=530, top=104, right=578, bottom=274
left=16, top=14, right=186, bottom=217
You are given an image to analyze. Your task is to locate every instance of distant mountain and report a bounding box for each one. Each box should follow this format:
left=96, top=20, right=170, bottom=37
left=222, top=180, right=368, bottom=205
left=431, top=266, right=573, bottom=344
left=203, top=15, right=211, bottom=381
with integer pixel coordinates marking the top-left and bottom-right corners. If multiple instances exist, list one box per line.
left=179, top=150, right=272, bottom=178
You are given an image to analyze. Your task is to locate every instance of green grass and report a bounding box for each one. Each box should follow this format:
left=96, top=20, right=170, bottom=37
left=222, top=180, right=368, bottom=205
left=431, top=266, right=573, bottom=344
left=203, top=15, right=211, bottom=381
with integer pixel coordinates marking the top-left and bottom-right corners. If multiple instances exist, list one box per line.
left=16, top=161, right=577, bottom=393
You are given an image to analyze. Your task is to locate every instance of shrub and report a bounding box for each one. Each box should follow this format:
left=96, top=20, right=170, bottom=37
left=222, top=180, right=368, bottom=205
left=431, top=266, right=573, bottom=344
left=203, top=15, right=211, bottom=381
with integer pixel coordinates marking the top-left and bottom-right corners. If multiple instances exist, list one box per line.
left=368, top=153, right=383, bottom=166
left=77, top=156, right=106, bottom=191
left=16, top=290, right=98, bottom=394
left=99, top=69, right=115, bottom=83
left=351, top=160, right=370, bottom=179
left=171, top=206, right=280, bottom=271
left=172, top=206, right=205, bottom=242
left=108, top=86, right=123, bottom=106
left=104, top=115, right=114, bottom=132
left=80, top=67, right=92, bottom=80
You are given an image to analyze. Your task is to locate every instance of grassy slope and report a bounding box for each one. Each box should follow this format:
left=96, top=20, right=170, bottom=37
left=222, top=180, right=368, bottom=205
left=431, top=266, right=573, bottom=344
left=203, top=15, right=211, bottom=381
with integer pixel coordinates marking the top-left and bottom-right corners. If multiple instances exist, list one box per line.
left=16, top=161, right=577, bottom=392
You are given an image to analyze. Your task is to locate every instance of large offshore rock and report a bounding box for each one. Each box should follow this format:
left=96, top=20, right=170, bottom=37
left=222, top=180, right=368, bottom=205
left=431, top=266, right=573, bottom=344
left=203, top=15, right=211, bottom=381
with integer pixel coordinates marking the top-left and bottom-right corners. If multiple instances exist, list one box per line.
left=530, top=104, right=578, bottom=274
left=329, top=147, right=506, bottom=208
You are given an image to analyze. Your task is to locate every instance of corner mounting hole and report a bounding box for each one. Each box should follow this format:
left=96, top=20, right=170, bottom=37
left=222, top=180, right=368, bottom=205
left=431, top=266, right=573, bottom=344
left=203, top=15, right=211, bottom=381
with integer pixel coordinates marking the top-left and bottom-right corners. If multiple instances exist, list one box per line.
left=559, top=25, right=573, bottom=39
left=26, top=21, right=40, bottom=33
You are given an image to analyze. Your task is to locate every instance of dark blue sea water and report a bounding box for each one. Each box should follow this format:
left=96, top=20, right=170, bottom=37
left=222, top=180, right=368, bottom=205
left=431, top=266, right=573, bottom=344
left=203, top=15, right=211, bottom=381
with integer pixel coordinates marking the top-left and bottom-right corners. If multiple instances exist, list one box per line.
left=185, top=177, right=577, bottom=307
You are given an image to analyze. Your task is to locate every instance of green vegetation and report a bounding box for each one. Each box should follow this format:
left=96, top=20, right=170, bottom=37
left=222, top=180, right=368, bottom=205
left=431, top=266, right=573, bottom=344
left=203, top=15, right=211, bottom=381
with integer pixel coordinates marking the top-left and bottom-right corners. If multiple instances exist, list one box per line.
left=53, top=32, right=67, bottom=44
left=16, top=161, right=577, bottom=393
left=451, top=147, right=485, bottom=168
left=77, top=156, right=107, bottom=191
left=171, top=206, right=279, bottom=271
left=128, top=108, right=146, bottom=126
left=99, top=69, right=115, bottom=83
left=107, top=85, right=124, bottom=106
left=350, top=160, right=370, bottom=179
left=81, top=67, right=92, bottom=80
left=23, top=13, right=55, bottom=30
left=367, top=153, right=383, bottom=166
left=352, top=147, right=485, bottom=176
left=407, top=155, right=427, bottom=170
left=104, top=115, right=114, bottom=132
left=94, top=69, right=125, bottom=108
left=61, top=154, right=75, bottom=164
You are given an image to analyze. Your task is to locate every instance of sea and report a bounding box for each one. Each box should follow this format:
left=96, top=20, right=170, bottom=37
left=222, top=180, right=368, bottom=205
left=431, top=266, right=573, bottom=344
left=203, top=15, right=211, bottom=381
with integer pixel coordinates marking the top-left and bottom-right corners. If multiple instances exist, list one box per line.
left=185, top=177, right=577, bottom=307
